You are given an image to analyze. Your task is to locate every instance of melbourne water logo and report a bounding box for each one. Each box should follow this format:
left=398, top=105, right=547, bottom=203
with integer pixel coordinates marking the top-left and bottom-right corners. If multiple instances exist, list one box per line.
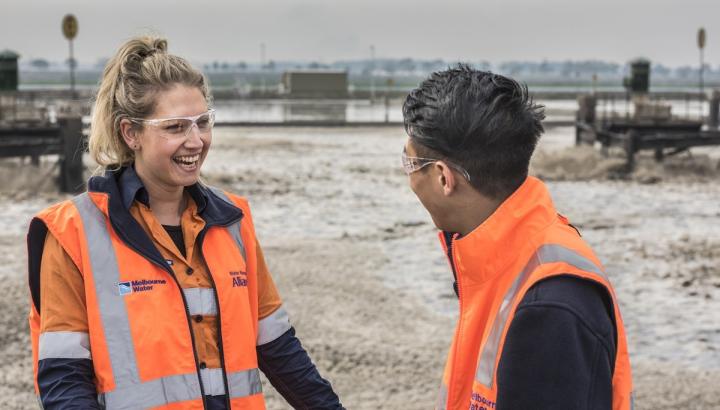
left=118, top=279, right=167, bottom=295
left=118, top=282, right=133, bottom=296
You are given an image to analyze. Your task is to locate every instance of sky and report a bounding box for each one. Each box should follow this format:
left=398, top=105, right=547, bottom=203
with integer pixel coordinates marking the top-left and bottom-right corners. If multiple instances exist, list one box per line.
left=1, top=0, right=718, bottom=67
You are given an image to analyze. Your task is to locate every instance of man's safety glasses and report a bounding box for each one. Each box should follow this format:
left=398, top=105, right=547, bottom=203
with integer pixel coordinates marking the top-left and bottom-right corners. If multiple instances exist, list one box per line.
left=130, top=109, right=215, bottom=140
left=402, top=147, right=471, bottom=181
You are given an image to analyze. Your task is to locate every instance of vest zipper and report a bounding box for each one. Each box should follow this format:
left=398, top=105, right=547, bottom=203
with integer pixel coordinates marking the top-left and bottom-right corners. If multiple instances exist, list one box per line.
left=444, top=233, right=460, bottom=298
left=198, top=228, right=233, bottom=409
left=445, top=233, right=464, bottom=408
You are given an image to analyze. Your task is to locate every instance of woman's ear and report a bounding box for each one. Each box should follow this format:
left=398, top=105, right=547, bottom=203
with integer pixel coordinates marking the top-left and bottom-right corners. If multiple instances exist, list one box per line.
left=119, top=119, right=140, bottom=150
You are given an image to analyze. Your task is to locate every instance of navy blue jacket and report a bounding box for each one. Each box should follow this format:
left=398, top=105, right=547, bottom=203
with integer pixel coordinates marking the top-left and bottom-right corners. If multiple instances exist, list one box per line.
left=29, top=167, right=343, bottom=409
left=496, top=275, right=616, bottom=410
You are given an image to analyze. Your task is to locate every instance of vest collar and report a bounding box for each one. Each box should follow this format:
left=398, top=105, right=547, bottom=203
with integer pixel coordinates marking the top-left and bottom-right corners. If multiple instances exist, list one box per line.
left=446, top=176, right=559, bottom=285
left=87, top=166, right=244, bottom=270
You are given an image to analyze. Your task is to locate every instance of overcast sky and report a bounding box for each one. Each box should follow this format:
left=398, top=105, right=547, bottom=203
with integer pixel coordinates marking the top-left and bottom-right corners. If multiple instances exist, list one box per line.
left=2, top=0, right=718, bottom=67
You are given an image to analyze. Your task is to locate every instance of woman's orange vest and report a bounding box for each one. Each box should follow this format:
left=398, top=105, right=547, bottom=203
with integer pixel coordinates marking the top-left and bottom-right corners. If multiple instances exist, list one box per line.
left=435, top=177, right=633, bottom=410
left=29, top=188, right=266, bottom=409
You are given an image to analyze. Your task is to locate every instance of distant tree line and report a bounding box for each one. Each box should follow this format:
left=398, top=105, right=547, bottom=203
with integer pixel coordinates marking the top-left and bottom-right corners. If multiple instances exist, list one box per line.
left=18, top=57, right=720, bottom=83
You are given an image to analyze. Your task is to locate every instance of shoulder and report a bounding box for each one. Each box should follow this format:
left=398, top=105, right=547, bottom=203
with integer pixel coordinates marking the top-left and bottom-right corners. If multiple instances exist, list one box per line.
left=30, top=196, right=86, bottom=246
left=35, top=198, right=78, bottom=221
left=203, top=185, right=256, bottom=232
left=205, top=185, right=250, bottom=210
left=513, top=274, right=617, bottom=355
left=520, top=275, right=615, bottom=333
left=224, top=191, right=250, bottom=211
left=29, top=193, right=99, bottom=269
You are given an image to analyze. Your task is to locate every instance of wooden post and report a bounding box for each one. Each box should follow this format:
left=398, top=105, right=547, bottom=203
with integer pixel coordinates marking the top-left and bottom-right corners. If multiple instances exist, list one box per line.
left=709, top=90, right=720, bottom=129
left=576, top=95, right=596, bottom=145
left=625, top=131, right=638, bottom=172
left=654, top=148, right=664, bottom=162
left=57, top=117, right=84, bottom=193
left=575, top=126, right=581, bottom=146
left=384, top=94, right=389, bottom=123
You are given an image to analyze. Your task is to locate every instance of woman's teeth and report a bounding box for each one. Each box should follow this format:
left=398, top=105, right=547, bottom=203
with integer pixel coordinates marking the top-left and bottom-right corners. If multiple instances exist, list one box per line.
left=173, top=154, right=200, bottom=165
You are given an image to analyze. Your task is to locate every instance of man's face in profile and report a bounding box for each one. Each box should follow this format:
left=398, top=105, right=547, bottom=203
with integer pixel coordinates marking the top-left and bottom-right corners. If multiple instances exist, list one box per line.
left=403, top=138, right=447, bottom=231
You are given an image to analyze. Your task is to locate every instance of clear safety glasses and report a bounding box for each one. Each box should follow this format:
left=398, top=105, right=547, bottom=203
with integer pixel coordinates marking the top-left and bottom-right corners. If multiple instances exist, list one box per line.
left=130, top=109, right=216, bottom=140
left=401, top=146, right=471, bottom=181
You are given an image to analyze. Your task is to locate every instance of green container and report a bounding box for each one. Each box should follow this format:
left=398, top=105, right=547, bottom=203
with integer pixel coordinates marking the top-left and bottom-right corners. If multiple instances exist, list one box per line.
left=623, top=59, right=650, bottom=94
left=0, top=50, right=20, bottom=92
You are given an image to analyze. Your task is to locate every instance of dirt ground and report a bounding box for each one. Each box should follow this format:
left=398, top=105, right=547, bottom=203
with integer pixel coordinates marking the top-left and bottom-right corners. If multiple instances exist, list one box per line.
left=1, top=125, right=718, bottom=409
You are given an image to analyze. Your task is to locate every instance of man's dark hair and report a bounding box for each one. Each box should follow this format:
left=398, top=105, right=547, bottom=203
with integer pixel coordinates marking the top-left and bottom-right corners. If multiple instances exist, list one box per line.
left=402, top=64, right=545, bottom=199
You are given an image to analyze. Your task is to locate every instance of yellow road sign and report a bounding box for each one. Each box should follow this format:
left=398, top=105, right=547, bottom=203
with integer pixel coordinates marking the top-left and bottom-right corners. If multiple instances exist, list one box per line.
left=62, top=14, right=78, bottom=40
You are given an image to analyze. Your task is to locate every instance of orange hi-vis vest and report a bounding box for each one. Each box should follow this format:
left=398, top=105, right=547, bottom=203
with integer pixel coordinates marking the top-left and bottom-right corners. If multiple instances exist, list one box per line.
left=29, top=187, right=268, bottom=409
left=435, top=176, right=633, bottom=410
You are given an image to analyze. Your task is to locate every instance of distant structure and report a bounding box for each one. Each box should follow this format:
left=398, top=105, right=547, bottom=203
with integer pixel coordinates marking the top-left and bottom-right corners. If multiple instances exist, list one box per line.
left=623, top=59, right=672, bottom=120
left=576, top=58, right=720, bottom=170
left=0, top=50, right=19, bottom=92
left=281, top=70, right=348, bottom=98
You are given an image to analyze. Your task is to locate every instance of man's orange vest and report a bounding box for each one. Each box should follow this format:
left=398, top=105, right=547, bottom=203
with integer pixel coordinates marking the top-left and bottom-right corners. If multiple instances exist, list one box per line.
left=29, top=188, right=267, bottom=409
left=435, top=177, right=633, bottom=410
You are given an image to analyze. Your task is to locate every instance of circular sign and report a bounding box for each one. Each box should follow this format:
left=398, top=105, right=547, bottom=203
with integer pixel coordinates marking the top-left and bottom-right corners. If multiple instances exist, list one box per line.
left=698, top=27, right=706, bottom=49
left=62, top=14, right=78, bottom=40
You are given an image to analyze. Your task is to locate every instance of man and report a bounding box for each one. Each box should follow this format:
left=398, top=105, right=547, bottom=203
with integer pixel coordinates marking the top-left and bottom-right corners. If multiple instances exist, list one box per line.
left=401, top=65, right=633, bottom=410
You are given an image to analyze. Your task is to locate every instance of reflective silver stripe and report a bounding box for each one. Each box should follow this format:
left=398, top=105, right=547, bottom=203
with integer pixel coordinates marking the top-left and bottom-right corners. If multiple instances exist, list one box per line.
left=208, top=187, right=247, bottom=260
left=38, top=331, right=91, bottom=360
left=226, top=220, right=247, bottom=261
left=257, top=306, right=291, bottom=345
left=228, top=368, right=262, bottom=398
left=73, top=194, right=142, bottom=387
left=183, top=287, right=218, bottom=316
left=538, top=243, right=608, bottom=282
left=201, top=368, right=226, bottom=396
left=475, top=244, right=607, bottom=387
left=434, top=383, right=447, bottom=410
left=103, top=372, right=201, bottom=409
left=104, top=369, right=261, bottom=407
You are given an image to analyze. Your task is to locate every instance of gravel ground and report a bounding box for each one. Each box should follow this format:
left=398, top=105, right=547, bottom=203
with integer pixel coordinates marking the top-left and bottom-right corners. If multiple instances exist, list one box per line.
left=1, top=125, right=718, bottom=409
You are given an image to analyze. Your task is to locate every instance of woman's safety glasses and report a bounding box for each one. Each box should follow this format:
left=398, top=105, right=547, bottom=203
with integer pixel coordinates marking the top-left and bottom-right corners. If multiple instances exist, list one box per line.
left=401, top=146, right=471, bottom=181
left=130, top=109, right=216, bottom=140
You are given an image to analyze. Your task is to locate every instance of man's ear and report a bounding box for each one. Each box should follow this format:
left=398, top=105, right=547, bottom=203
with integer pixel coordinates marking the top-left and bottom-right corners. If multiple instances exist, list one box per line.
left=434, top=161, right=457, bottom=196
left=119, top=119, right=139, bottom=150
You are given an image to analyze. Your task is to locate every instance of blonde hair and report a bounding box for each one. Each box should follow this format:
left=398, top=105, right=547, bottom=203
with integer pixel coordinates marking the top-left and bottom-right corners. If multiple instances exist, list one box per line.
left=89, top=36, right=210, bottom=169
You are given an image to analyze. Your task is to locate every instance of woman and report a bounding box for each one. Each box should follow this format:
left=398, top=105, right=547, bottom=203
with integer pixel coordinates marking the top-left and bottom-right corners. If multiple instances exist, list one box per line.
left=28, top=36, right=343, bottom=409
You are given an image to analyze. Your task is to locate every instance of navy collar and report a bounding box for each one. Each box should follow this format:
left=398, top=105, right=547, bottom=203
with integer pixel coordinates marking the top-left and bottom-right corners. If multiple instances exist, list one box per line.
left=118, top=165, right=208, bottom=214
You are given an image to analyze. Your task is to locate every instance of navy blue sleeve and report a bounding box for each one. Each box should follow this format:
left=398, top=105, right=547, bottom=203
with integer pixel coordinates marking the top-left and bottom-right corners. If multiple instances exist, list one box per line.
left=256, top=327, right=344, bottom=409
left=496, top=275, right=616, bottom=410
left=37, top=358, right=102, bottom=409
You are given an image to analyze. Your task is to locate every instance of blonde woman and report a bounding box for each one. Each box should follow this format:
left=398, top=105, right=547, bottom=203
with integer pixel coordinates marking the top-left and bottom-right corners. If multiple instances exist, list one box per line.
left=27, top=37, right=343, bottom=409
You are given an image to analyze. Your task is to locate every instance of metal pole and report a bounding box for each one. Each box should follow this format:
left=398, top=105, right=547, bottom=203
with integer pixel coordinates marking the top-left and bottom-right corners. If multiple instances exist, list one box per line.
left=58, top=117, right=85, bottom=193
left=700, top=47, right=705, bottom=120
left=260, top=43, right=266, bottom=96
left=69, top=39, right=76, bottom=98
left=370, top=45, right=376, bottom=100
left=700, top=47, right=704, bottom=98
